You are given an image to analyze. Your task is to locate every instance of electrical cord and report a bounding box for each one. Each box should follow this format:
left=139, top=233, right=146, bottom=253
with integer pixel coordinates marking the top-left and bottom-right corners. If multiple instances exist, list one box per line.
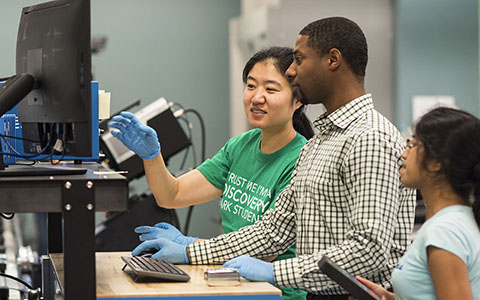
left=50, top=124, right=66, bottom=165
left=179, top=146, right=190, bottom=172
left=0, top=134, right=41, bottom=144
left=183, top=109, right=206, bottom=162
left=170, top=101, right=185, bottom=111
left=0, top=273, right=41, bottom=300
left=181, top=108, right=206, bottom=235
left=0, top=273, right=33, bottom=290
left=0, top=123, right=55, bottom=160
left=0, top=213, right=14, bottom=220
left=189, top=142, right=198, bottom=170
left=180, top=115, right=198, bottom=168
left=11, top=161, right=36, bottom=166
left=171, top=109, right=196, bottom=235
left=50, top=140, right=65, bottom=164
left=0, top=132, right=43, bottom=158
left=0, top=135, right=26, bottom=157
left=177, top=116, right=192, bottom=171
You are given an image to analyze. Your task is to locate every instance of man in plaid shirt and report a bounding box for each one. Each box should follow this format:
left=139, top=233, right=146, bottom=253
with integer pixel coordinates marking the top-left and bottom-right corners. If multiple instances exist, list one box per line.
left=133, top=17, right=416, bottom=299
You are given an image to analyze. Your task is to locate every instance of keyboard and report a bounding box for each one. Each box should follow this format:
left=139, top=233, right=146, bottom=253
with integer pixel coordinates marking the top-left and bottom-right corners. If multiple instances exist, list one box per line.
left=121, top=256, right=191, bottom=282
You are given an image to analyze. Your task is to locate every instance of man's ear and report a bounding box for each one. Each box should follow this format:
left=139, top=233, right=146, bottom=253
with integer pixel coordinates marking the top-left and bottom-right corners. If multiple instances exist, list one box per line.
left=328, top=48, right=342, bottom=71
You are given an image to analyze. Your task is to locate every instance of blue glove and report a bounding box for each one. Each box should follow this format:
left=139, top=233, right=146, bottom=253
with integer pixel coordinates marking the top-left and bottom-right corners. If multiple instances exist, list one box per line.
left=132, top=238, right=189, bottom=264
left=222, top=255, right=274, bottom=285
left=108, top=111, right=160, bottom=160
left=135, top=222, right=198, bottom=246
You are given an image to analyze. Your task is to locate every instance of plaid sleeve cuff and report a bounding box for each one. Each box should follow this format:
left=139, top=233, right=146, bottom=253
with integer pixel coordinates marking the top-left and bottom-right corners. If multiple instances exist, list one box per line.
left=187, top=240, right=213, bottom=264
left=273, top=256, right=303, bottom=289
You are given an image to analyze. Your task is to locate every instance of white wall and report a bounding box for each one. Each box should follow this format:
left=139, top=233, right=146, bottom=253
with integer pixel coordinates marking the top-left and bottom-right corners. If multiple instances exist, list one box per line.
left=230, top=0, right=394, bottom=136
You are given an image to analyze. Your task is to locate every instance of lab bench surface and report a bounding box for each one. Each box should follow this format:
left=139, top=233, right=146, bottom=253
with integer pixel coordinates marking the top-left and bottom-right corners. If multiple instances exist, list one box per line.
left=51, top=252, right=283, bottom=299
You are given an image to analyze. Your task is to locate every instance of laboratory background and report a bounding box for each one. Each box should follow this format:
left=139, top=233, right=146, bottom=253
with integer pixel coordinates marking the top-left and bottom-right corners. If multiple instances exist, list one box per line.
left=0, top=0, right=478, bottom=252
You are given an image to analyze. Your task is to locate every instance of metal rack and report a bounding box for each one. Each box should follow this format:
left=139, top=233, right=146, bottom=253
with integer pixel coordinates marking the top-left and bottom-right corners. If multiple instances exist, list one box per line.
left=0, top=162, right=128, bottom=300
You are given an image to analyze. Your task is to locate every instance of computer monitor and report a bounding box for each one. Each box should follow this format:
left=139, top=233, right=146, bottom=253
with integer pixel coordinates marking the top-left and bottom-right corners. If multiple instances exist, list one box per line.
left=15, top=0, right=92, bottom=157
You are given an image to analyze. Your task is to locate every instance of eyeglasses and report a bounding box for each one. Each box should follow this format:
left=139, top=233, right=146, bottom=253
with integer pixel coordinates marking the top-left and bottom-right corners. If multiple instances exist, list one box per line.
left=406, top=138, right=419, bottom=150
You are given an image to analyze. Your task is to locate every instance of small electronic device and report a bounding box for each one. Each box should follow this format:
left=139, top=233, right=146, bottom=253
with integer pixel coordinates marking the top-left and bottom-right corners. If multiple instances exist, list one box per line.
left=121, top=255, right=190, bottom=282
left=204, top=268, right=240, bottom=286
left=318, top=256, right=381, bottom=300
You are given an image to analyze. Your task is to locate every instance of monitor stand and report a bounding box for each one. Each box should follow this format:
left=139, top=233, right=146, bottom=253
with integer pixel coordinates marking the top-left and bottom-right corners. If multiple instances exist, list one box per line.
left=0, top=140, right=87, bottom=177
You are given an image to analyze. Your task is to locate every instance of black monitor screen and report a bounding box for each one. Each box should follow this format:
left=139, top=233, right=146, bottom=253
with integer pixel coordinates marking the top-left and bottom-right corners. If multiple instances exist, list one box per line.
left=16, top=0, right=92, bottom=157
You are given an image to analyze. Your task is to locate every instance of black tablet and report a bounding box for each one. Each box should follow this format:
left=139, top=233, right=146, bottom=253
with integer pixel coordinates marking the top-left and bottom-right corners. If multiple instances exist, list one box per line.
left=318, top=256, right=381, bottom=300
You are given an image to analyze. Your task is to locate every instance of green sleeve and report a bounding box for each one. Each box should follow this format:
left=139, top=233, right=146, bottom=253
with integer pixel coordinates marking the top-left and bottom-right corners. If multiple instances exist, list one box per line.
left=196, top=140, right=232, bottom=191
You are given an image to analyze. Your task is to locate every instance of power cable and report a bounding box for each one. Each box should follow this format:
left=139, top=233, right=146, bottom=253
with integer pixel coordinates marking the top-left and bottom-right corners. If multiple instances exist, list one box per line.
left=181, top=108, right=206, bottom=235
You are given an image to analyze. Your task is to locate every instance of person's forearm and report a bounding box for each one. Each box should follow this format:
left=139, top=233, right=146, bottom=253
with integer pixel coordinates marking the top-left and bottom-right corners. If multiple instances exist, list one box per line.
left=144, top=155, right=179, bottom=208
left=144, top=157, right=223, bottom=209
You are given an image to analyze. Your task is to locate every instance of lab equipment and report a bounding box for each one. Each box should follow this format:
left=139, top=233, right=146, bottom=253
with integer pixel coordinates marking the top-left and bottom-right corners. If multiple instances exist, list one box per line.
left=222, top=255, right=274, bottom=285
left=204, top=268, right=240, bottom=286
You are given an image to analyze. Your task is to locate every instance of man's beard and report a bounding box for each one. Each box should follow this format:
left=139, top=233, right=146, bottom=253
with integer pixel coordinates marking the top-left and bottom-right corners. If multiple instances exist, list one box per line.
left=293, top=86, right=310, bottom=105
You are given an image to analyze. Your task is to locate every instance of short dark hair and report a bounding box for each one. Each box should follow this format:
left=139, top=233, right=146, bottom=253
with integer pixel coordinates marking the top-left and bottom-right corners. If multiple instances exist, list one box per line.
left=415, top=107, right=480, bottom=226
left=242, top=47, right=314, bottom=139
left=299, top=17, right=368, bottom=79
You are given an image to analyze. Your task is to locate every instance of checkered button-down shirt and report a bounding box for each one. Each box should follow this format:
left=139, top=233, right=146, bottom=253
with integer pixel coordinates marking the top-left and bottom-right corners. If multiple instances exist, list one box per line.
left=188, top=94, right=416, bottom=295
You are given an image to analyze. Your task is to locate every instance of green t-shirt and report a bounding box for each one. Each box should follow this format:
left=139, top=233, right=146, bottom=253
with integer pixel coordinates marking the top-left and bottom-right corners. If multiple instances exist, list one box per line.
left=197, top=128, right=307, bottom=300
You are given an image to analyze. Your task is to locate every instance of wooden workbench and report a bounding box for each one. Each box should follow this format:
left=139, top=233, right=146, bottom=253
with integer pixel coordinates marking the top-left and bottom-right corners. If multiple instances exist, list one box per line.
left=51, top=252, right=282, bottom=299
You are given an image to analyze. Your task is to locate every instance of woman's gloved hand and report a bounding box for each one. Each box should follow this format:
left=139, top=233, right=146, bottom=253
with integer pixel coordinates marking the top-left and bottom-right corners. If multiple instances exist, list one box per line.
left=135, top=222, right=198, bottom=246
left=108, top=111, right=160, bottom=160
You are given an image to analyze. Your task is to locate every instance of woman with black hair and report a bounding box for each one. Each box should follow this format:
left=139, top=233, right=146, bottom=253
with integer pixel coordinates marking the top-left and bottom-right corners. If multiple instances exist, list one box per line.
left=356, top=107, right=480, bottom=299
left=110, top=46, right=313, bottom=300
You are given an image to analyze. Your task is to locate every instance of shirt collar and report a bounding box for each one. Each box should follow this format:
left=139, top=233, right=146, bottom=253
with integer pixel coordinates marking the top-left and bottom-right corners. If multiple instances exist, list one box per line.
left=313, top=94, right=374, bottom=131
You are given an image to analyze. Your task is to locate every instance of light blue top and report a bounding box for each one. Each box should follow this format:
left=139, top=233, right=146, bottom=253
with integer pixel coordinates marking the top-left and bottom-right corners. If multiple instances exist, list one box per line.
left=392, top=205, right=480, bottom=299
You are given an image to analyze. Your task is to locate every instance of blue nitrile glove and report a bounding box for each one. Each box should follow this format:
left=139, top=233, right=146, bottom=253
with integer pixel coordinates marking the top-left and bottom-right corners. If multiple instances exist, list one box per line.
left=132, top=238, right=189, bottom=264
left=222, top=255, right=274, bottom=285
left=135, top=222, right=198, bottom=246
left=108, top=111, right=160, bottom=160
